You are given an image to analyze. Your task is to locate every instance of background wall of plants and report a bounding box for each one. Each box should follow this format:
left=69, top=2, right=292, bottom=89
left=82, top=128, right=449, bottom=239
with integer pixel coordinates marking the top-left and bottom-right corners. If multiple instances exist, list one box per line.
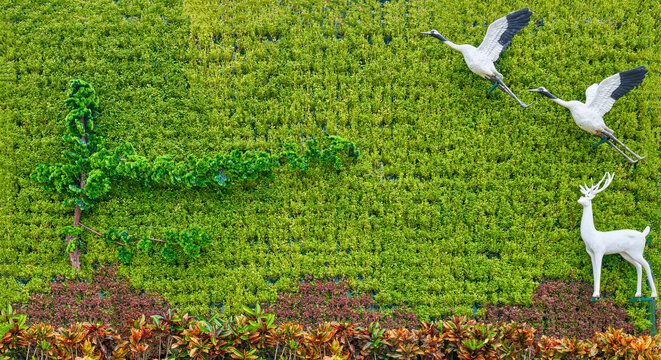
left=1, top=0, right=659, bottom=319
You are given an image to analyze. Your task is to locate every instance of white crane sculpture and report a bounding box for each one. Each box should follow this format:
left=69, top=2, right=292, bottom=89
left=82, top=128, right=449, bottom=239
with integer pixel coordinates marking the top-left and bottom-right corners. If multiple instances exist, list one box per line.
left=578, top=172, right=657, bottom=299
left=421, top=8, right=533, bottom=108
left=529, top=66, right=648, bottom=164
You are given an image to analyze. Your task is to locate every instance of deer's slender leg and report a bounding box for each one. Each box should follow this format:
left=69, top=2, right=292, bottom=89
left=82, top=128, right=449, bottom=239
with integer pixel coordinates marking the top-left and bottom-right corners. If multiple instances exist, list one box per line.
left=605, top=140, right=638, bottom=164
left=592, top=253, right=603, bottom=298
left=622, top=253, right=643, bottom=297
left=587, top=250, right=600, bottom=298
left=631, top=253, right=658, bottom=298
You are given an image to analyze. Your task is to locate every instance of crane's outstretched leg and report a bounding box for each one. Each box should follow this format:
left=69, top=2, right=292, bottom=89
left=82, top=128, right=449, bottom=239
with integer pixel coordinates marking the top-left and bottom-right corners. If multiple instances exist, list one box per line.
left=597, top=132, right=645, bottom=163
left=491, top=77, right=531, bottom=108
left=605, top=140, right=638, bottom=164
left=606, top=133, right=645, bottom=160
left=486, top=82, right=498, bottom=98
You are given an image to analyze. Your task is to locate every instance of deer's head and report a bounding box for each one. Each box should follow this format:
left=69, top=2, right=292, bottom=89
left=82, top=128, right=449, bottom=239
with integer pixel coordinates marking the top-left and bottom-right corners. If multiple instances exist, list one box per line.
left=578, top=172, right=614, bottom=206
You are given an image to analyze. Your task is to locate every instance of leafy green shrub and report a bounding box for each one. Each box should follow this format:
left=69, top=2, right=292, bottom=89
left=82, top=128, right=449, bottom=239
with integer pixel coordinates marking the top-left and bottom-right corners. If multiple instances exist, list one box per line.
left=2, top=0, right=659, bottom=319
left=0, top=306, right=27, bottom=343
left=30, top=80, right=358, bottom=268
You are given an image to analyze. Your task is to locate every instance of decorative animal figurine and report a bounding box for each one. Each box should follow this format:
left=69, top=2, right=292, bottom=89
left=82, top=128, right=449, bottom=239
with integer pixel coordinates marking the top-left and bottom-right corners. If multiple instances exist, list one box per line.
left=421, top=8, right=533, bottom=108
left=529, top=66, right=648, bottom=164
left=577, top=172, right=657, bottom=299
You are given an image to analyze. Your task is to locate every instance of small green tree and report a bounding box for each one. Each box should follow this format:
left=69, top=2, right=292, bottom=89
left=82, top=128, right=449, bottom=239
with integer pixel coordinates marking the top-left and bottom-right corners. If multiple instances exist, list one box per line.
left=32, top=80, right=358, bottom=269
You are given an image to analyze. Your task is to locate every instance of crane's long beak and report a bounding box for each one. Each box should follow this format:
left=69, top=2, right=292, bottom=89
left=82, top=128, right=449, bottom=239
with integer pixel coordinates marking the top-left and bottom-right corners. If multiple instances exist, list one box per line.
left=420, top=31, right=432, bottom=35
left=527, top=88, right=557, bottom=100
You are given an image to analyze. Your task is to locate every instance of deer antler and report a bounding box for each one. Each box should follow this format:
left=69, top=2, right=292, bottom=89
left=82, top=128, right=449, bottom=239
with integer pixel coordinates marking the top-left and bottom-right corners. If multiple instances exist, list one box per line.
left=580, top=172, right=614, bottom=197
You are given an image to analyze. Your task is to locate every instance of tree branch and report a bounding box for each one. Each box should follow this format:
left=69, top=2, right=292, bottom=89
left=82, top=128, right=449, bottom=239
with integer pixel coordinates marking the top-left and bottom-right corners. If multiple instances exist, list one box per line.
left=78, top=222, right=169, bottom=246
left=78, top=222, right=104, bottom=237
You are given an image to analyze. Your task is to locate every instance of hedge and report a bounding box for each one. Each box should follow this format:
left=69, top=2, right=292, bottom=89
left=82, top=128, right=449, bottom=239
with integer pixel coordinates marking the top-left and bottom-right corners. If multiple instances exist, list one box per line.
left=1, top=0, right=659, bottom=318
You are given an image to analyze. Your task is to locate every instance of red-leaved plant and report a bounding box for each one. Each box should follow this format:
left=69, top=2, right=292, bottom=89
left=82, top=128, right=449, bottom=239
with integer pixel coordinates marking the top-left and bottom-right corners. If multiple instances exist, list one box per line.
left=482, top=277, right=635, bottom=339
left=266, top=276, right=419, bottom=329
left=4, top=311, right=658, bottom=360
left=22, top=265, right=168, bottom=329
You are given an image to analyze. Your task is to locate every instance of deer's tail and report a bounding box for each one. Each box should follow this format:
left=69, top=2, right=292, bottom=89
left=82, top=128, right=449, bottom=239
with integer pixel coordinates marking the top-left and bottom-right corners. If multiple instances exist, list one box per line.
left=642, top=226, right=650, bottom=237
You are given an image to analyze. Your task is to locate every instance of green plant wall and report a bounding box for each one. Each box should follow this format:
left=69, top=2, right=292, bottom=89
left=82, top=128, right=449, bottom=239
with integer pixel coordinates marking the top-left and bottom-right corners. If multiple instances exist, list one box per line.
left=1, top=0, right=659, bottom=318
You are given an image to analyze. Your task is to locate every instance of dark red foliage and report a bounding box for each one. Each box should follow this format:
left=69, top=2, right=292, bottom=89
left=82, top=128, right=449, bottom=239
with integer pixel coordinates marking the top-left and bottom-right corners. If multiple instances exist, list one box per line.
left=22, top=266, right=168, bottom=329
left=482, top=278, right=635, bottom=339
left=266, top=276, right=418, bottom=329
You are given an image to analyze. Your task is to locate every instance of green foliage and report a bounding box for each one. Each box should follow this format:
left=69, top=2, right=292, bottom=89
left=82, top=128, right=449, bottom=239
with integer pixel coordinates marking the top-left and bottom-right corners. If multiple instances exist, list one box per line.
left=60, top=226, right=82, bottom=237
left=0, top=306, right=27, bottom=341
left=282, top=136, right=360, bottom=171
left=627, top=306, right=653, bottom=333
left=94, top=136, right=357, bottom=189
left=28, top=80, right=356, bottom=266
left=32, top=79, right=358, bottom=200
left=104, top=227, right=213, bottom=264
left=1, top=0, right=659, bottom=321
left=30, top=80, right=101, bottom=207
left=91, top=142, right=279, bottom=189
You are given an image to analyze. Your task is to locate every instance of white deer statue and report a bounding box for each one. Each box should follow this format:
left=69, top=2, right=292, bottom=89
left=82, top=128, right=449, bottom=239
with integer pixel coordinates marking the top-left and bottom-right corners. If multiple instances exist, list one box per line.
left=578, top=172, right=657, bottom=299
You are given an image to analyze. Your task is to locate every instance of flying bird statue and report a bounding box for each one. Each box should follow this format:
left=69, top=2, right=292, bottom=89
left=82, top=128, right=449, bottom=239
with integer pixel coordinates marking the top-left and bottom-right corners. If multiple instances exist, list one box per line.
left=529, top=66, right=648, bottom=164
left=422, top=8, right=533, bottom=108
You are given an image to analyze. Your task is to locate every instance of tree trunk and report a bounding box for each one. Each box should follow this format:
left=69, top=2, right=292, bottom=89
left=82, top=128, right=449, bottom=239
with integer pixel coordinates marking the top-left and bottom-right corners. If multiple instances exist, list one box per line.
left=65, top=117, right=88, bottom=270
left=66, top=202, right=83, bottom=270
left=66, top=235, right=81, bottom=269
left=66, top=136, right=87, bottom=269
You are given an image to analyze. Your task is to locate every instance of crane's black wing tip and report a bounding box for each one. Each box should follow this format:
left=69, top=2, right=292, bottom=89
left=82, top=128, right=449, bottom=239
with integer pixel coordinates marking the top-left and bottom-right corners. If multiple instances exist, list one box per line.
left=497, top=10, right=532, bottom=47
left=622, top=65, right=648, bottom=76
left=505, top=9, right=533, bottom=30
left=611, top=66, right=648, bottom=100
left=508, top=8, right=533, bottom=19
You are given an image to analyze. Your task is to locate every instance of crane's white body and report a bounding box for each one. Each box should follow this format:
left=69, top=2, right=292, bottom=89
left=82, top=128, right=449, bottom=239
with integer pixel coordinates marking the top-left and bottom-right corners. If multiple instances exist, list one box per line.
left=529, top=66, right=648, bottom=163
left=422, top=8, right=532, bottom=107
left=445, top=43, right=503, bottom=80
left=578, top=173, right=657, bottom=298
left=546, top=99, right=613, bottom=136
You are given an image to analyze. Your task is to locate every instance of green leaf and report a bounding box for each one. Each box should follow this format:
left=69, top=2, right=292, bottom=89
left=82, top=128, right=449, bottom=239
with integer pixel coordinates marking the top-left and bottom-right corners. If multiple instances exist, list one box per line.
left=117, top=246, right=132, bottom=264
left=137, top=238, right=152, bottom=254
left=60, top=226, right=83, bottom=236
left=68, top=184, right=83, bottom=194
left=65, top=240, right=77, bottom=253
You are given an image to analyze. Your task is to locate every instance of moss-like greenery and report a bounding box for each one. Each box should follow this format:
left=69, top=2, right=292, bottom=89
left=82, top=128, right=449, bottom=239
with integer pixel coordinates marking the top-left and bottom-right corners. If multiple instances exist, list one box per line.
left=1, top=0, right=659, bottom=318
